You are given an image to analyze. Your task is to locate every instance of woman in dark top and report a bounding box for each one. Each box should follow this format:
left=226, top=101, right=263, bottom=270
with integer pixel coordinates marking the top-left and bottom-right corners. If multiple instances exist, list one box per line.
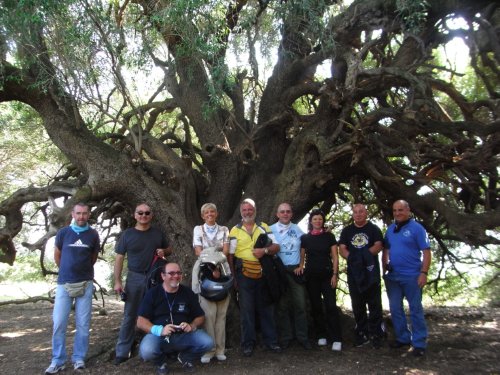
left=301, top=209, right=343, bottom=351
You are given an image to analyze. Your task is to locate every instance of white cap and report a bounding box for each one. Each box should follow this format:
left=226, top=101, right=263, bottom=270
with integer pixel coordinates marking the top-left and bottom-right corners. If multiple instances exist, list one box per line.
left=241, top=198, right=256, bottom=208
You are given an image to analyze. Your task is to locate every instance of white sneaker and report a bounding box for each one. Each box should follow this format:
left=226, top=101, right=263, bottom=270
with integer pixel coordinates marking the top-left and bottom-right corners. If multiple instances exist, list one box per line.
left=216, top=354, right=227, bottom=361
left=332, top=341, right=342, bottom=351
left=45, top=364, right=65, bottom=374
left=73, top=360, right=85, bottom=370
left=317, top=338, right=327, bottom=346
left=200, top=354, right=212, bottom=364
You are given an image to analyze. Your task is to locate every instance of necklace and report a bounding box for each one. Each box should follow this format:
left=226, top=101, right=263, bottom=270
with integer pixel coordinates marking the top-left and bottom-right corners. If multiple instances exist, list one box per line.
left=164, top=290, right=177, bottom=324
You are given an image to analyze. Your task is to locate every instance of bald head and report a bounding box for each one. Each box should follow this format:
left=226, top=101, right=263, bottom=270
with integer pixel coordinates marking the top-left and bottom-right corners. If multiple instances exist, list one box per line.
left=276, top=203, right=293, bottom=224
left=392, top=200, right=411, bottom=223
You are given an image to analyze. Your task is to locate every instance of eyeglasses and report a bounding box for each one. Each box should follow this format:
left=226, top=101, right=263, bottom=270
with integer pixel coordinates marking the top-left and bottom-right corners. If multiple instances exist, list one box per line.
left=136, top=211, right=151, bottom=216
left=163, top=271, right=182, bottom=276
left=279, top=210, right=292, bottom=214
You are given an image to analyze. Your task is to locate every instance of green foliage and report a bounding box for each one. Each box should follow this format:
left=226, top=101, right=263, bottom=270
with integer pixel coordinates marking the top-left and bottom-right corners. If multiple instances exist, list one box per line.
left=0, top=0, right=497, bottom=310
left=428, top=38, right=489, bottom=122
left=424, top=269, right=474, bottom=305
left=396, top=0, right=429, bottom=34
left=419, top=241, right=500, bottom=306
left=98, top=241, right=119, bottom=291
left=0, top=102, right=65, bottom=197
left=481, top=276, right=500, bottom=307
left=274, top=0, right=335, bottom=51
left=0, top=251, right=48, bottom=282
left=477, top=246, right=500, bottom=307
left=292, top=94, right=318, bottom=115
left=148, top=0, right=229, bottom=62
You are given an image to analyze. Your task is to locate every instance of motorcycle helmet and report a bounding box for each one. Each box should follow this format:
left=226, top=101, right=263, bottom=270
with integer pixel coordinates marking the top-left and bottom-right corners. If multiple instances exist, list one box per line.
left=199, top=263, right=234, bottom=301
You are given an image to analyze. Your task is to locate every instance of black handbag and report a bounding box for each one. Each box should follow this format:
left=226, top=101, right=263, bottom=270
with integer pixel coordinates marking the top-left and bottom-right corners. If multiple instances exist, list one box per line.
left=255, top=233, right=271, bottom=248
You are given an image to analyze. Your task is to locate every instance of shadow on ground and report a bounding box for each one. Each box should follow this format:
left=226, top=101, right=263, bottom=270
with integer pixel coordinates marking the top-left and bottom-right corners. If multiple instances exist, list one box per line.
left=0, top=297, right=498, bottom=374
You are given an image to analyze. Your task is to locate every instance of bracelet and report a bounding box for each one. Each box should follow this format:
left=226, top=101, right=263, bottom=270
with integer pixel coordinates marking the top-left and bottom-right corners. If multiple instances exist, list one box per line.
left=151, top=325, right=164, bottom=337
left=332, top=273, right=338, bottom=276
left=190, top=324, right=197, bottom=332
left=420, top=271, right=428, bottom=275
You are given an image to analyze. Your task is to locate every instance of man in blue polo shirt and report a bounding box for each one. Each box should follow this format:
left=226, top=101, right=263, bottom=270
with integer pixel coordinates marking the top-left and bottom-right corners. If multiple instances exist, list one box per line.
left=45, top=202, right=101, bottom=374
left=383, top=200, right=432, bottom=357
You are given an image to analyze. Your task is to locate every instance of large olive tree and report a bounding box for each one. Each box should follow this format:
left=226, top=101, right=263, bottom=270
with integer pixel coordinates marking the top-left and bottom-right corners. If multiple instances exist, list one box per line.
left=0, top=0, right=498, bottom=282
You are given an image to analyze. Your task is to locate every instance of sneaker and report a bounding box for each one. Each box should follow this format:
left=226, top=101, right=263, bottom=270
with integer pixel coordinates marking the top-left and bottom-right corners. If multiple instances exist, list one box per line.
left=200, top=354, right=212, bottom=364
left=114, top=356, right=129, bottom=365
left=45, top=364, right=65, bottom=374
left=332, top=341, right=342, bottom=351
left=242, top=344, right=254, bottom=357
left=317, top=338, right=327, bottom=346
left=280, top=340, right=290, bottom=349
left=181, top=361, right=195, bottom=373
left=178, top=354, right=195, bottom=373
left=389, top=340, right=411, bottom=349
left=73, top=360, right=85, bottom=370
left=413, top=347, right=426, bottom=357
left=371, top=336, right=382, bottom=349
left=215, top=354, right=227, bottom=361
left=266, top=344, right=282, bottom=353
left=299, top=340, right=313, bottom=350
left=354, top=334, right=370, bottom=347
left=157, top=362, right=169, bottom=375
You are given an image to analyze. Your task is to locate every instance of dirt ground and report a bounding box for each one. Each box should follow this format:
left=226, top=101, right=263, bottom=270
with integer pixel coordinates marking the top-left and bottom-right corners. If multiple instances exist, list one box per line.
left=0, top=296, right=499, bottom=375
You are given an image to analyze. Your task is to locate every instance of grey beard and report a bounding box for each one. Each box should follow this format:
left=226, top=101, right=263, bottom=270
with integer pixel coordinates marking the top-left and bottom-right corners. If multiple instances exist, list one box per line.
left=242, top=215, right=256, bottom=224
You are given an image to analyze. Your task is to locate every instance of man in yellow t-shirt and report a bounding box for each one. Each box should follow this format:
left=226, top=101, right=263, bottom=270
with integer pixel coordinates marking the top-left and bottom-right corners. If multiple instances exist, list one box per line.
left=228, top=198, right=282, bottom=357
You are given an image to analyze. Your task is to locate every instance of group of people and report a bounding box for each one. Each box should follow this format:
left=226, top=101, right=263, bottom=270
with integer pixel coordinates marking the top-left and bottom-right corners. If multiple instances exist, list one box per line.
left=44, top=198, right=432, bottom=374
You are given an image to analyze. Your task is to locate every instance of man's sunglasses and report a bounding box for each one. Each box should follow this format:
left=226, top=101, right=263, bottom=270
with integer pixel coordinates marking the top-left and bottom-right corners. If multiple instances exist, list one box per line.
left=136, top=211, right=151, bottom=216
left=162, top=271, right=182, bottom=276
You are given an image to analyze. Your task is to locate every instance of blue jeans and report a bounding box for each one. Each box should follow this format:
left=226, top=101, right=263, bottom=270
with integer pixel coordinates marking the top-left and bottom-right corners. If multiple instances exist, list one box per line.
left=116, top=271, right=147, bottom=358
left=384, top=273, right=428, bottom=348
left=51, top=281, right=94, bottom=366
left=236, top=266, right=279, bottom=347
left=139, top=331, right=214, bottom=364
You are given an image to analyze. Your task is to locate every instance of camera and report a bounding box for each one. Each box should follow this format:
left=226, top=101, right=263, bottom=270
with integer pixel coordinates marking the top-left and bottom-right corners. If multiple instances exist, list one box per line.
left=172, top=324, right=183, bottom=332
left=120, top=291, right=127, bottom=301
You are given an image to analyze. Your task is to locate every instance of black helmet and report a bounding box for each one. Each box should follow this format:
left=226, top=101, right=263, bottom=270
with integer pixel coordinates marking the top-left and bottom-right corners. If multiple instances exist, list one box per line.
left=199, top=267, right=234, bottom=302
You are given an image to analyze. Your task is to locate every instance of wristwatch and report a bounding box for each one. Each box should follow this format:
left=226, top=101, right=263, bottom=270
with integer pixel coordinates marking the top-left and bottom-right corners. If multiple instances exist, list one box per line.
left=264, top=248, right=269, bottom=255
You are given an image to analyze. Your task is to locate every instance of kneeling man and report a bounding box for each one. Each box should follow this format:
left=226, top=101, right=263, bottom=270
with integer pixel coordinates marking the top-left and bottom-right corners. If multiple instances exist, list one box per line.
left=137, top=262, right=213, bottom=373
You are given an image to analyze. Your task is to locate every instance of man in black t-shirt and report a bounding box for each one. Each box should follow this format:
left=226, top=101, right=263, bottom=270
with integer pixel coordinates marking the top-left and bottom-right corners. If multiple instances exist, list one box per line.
left=137, top=262, right=213, bottom=374
left=339, top=204, right=384, bottom=349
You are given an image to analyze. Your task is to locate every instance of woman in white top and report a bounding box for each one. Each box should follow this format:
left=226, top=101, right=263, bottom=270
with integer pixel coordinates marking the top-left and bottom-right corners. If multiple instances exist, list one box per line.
left=192, top=203, right=230, bottom=363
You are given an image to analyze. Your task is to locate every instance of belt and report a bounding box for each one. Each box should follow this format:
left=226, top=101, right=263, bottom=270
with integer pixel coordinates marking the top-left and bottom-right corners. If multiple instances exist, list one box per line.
left=129, top=269, right=148, bottom=275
